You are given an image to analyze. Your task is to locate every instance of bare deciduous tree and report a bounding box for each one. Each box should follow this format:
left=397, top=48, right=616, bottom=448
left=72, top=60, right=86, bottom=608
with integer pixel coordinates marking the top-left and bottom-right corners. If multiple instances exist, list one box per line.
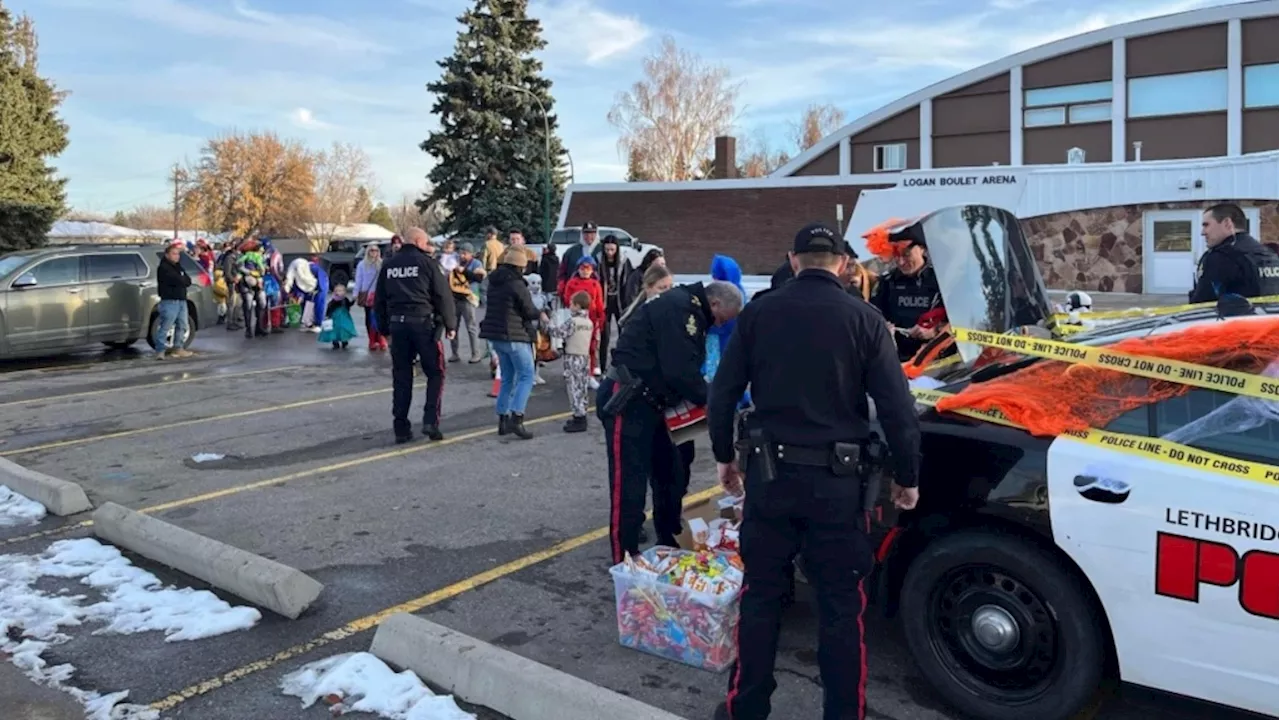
left=737, top=133, right=790, bottom=178
left=791, top=103, right=847, bottom=152
left=392, top=192, right=444, bottom=238
left=301, top=142, right=377, bottom=251
left=608, top=37, right=741, bottom=182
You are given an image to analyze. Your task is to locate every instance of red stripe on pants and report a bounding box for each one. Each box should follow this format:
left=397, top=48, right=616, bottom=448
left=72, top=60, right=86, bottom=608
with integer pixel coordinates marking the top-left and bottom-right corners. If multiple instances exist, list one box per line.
left=609, top=414, right=625, bottom=564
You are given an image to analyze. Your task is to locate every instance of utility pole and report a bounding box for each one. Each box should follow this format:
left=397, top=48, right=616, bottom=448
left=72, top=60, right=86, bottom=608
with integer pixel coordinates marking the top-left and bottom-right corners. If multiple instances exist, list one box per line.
left=170, top=164, right=188, bottom=241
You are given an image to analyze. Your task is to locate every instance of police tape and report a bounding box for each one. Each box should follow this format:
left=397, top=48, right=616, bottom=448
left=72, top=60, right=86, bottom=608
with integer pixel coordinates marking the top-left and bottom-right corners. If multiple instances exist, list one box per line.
left=1049, top=295, right=1280, bottom=323
left=952, top=327, right=1278, bottom=401
left=911, top=389, right=1280, bottom=486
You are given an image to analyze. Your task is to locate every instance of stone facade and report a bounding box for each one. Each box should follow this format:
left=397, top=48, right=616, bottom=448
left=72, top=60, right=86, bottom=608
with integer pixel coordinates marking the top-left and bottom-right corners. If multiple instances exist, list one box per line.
left=1021, top=200, right=1279, bottom=292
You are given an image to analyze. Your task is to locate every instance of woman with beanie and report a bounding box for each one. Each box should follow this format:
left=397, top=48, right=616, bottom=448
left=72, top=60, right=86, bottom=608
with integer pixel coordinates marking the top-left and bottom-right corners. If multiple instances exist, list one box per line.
left=479, top=247, right=547, bottom=440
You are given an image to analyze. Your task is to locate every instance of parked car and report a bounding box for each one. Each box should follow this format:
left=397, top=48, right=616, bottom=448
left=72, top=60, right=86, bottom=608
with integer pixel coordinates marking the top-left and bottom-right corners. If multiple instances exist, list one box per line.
left=277, top=238, right=393, bottom=289
left=529, top=226, right=661, bottom=269
left=0, top=244, right=217, bottom=360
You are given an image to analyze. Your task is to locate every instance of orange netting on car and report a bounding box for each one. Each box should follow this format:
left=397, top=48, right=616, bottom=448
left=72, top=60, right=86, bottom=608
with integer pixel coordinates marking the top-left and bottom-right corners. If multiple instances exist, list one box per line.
left=935, top=316, right=1280, bottom=436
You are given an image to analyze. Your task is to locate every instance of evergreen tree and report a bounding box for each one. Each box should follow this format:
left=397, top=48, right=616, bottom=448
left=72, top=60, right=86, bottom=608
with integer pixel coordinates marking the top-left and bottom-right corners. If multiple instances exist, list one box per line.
left=420, top=0, right=567, bottom=244
left=368, top=202, right=395, bottom=232
left=0, top=5, right=68, bottom=252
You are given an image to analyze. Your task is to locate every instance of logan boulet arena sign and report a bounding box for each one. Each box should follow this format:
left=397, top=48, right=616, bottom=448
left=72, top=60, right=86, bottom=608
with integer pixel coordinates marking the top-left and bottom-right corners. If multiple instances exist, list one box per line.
left=900, top=174, right=1020, bottom=188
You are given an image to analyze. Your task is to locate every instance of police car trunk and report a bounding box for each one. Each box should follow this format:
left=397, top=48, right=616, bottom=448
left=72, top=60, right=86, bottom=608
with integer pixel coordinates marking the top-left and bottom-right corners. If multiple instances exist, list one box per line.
left=866, top=205, right=1278, bottom=720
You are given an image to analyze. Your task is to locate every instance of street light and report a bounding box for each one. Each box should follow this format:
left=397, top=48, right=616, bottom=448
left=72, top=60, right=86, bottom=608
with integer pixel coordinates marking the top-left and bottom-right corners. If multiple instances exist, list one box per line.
left=501, top=83, right=552, bottom=244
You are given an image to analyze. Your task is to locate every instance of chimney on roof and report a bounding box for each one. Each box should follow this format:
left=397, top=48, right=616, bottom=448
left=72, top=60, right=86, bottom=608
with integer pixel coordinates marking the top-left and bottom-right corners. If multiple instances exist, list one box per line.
left=713, top=136, right=738, bottom=179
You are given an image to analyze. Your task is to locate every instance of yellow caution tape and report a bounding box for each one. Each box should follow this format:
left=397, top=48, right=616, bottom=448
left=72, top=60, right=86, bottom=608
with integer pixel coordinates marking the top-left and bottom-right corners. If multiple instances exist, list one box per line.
left=1050, top=295, right=1280, bottom=323
left=911, top=389, right=1279, bottom=486
left=953, top=328, right=1278, bottom=401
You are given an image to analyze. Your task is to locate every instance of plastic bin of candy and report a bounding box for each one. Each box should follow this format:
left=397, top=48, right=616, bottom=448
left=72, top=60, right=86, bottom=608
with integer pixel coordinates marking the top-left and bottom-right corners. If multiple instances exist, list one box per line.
left=609, top=547, right=744, bottom=672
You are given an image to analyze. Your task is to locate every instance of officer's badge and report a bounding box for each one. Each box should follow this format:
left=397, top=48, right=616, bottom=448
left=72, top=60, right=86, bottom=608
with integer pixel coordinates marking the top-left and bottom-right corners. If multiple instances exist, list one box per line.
left=686, top=315, right=698, bottom=336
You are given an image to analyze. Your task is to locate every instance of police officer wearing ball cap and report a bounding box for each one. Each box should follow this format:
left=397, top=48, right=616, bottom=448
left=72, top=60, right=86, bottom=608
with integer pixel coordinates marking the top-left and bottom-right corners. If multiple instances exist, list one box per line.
left=709, top=223, right=922, bottom=720
left=598, top=278, right=745, bottom=565
left=375, top=227, right=458, bottom=444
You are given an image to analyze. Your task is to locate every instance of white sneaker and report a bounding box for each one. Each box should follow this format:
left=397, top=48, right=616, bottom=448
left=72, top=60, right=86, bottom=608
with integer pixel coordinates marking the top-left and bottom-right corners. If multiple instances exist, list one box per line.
left=307, top=326, right=321, bottom=333
left=588, top=377, right=600, bottom=391
left=534, top=373, right=547, bottom=386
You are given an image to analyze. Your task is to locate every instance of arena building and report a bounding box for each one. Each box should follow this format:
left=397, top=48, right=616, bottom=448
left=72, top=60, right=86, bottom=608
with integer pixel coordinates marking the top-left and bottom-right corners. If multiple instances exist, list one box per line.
left=559, top=0, right=1279, bottom=293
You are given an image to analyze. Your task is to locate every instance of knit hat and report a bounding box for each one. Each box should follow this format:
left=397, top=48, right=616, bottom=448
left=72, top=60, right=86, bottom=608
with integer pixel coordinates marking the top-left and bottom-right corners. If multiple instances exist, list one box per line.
left=502, top=247, right=529, bottom=268
left=575, top=254, right=597, bottom=269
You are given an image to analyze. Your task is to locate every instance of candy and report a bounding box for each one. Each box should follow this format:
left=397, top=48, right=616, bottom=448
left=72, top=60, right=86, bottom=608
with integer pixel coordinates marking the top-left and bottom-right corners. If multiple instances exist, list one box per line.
left=610, top=547, right=744, bottom=672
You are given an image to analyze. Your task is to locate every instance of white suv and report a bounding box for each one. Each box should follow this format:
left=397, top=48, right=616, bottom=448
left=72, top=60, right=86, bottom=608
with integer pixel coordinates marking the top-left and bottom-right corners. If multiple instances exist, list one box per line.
left=532, top=226, right=661, bottom=269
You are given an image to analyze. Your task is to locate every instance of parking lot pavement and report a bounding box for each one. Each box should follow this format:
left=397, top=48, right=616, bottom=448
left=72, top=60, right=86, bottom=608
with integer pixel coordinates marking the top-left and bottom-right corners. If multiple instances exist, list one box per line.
left=0, top=311, right=1255, bottom=720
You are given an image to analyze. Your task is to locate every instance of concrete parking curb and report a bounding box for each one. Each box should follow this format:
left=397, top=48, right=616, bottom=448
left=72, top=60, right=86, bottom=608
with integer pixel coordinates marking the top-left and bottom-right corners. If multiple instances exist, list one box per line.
left=0, top=457, right=92, bottom=516
left=91, top=502, right=323, bottom=619
left=370, top=613, right=688, bottom=720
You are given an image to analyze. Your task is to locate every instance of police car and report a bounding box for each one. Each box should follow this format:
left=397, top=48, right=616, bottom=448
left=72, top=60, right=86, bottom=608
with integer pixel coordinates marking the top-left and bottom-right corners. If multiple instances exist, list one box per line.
left=867, top=205, right=1279, bottom=720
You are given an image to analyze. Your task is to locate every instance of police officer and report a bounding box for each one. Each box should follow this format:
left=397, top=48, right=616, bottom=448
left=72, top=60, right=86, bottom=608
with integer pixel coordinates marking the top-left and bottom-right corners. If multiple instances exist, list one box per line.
left=870, top=226, right=942, bottom=361
left=708, top=223, right=922, bottom=720
left=375, top=228, right=458, bottom=444
left=598, top=279, right=744, bottom=565
left=1189, top=202, right=1279, bottom=303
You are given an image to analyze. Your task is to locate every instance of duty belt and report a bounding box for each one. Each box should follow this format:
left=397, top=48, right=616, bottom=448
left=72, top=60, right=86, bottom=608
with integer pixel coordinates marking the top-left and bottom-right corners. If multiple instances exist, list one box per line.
left=772, top=443, right=836, bottom=467
left=389, top=315, right=430, bottom=323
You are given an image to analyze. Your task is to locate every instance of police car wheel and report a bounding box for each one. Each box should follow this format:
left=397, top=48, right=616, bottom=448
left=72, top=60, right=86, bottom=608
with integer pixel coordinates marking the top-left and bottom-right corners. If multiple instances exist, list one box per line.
left=900, top=530, right=1106, bottom=720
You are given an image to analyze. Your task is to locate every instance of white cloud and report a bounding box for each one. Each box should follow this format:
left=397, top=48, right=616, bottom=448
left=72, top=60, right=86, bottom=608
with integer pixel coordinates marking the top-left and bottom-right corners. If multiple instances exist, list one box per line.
left=535, top=0, right=651, bottom=67
left=291, top=107, right=333, bottom=130
left=45, top=0, right=391, bottom=55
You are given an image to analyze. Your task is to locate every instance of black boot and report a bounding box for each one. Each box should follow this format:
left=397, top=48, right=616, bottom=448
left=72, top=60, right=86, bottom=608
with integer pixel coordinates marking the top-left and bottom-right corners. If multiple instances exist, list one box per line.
left=394, top=420, right=412, bottom=445
left=562, top=415, right=587, bottom=433
left=497, top=414, right=510, bottom=436
left=421, top=424, right=443, bottom=441
left=510, top=413, right=533, bottom=440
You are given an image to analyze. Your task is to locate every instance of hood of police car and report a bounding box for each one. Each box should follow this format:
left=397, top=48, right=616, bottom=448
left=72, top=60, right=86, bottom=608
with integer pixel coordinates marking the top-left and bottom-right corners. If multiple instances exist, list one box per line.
left=904, top=204, right=1054, bottom=363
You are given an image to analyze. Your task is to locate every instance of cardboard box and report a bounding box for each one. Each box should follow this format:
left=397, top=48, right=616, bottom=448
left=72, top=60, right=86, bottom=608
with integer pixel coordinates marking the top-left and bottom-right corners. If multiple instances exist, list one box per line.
left=676, top=493, right=741, bottom=549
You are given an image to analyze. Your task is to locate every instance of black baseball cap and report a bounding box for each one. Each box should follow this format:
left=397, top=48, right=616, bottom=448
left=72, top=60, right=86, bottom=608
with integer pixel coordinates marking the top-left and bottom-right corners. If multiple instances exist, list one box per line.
left=582, top=221, right=598, bottom=232
left=793, top=222, right=848, bottom=255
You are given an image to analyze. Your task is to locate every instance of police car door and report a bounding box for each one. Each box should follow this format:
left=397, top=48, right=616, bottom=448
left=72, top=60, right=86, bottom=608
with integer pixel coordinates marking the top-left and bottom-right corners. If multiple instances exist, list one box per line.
left=1045, top=390, right=1278, bottom=716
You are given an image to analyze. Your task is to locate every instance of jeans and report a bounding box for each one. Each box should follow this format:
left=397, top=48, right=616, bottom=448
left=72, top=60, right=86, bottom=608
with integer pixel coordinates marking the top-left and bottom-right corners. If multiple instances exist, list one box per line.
left=491, top=340, right=535, bottom=415
left=153, top=299, right=188, bottom=352
left=451, top=299, right=484, bottom=359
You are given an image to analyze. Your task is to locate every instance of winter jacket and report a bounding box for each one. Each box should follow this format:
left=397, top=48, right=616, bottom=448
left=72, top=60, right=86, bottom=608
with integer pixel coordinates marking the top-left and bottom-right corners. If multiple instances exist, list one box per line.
left=562, top=272, right=605, bottom=325
left=157, top=258, right=191, bottom=301
left=325, top=296, right=355, bottom=318
left=556, top=242, right=591, bottom=296
left=549, top=309, right=595, bottom=357
left=479, top=264, right=541, bottom=343
left=538, top=250, right=559, bottom=291
left=483, top=237, right=505, bottom=272
left=354, top=259, right=380, bottom=298
left=597, top=255, right=631, bottom=306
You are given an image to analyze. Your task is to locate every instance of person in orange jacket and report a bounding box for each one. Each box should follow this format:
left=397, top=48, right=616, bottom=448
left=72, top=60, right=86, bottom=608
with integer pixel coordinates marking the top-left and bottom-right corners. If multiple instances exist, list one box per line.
left=561, top=255, right=606, bottom=374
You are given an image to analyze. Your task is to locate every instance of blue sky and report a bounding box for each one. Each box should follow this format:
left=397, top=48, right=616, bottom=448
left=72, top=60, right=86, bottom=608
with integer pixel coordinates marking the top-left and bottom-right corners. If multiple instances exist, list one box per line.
left=12, top=0, right=1231, bottom=215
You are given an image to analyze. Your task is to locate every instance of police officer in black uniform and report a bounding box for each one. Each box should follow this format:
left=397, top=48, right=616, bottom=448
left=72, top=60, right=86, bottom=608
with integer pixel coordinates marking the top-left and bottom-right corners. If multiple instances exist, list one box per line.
left=375, top=228, right=458, bottom=444
left=1189, top=202, right=1279, bottom=303
left=870, top=225, right=942, bottom=361
left=708, top=223, right=922, bottom=720
left=597, top=279, right=744, bottom=565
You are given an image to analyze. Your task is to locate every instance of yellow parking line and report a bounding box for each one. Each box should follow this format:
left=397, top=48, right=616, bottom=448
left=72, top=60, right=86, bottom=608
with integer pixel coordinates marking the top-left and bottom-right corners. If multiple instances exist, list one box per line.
left=1, top=409, right=578, bottom=546
left=0, top=365, right=302, bottom=409
left=0, top=383, right=420, bottom=458
left=148, top=485, right=724, bottom=712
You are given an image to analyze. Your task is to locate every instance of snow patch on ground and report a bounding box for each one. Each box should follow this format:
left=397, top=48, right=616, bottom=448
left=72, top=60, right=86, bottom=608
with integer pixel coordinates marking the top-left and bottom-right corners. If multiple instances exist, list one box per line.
left=0, top=485, right=46, bottom=527
left=0, top=538, right=261, bottom=718
left=281, top=652, right=475, bottom=720
left=190, top=453, right=225, bottom=463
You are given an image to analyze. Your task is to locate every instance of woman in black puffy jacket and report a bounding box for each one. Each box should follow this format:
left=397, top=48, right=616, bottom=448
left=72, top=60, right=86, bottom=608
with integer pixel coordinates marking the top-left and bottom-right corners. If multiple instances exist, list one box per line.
left=479, top=249, right=545, bottom=439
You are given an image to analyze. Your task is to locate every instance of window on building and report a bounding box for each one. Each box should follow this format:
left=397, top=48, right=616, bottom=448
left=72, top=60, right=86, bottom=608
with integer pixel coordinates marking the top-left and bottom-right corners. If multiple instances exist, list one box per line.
left=873, top=143, right=907, bottom=172
left=1023, top=81, right=1112, bottom=127
left=1128, top=68, right=1228, bottom=118
left=1245, top=63, right=1279, bottom=108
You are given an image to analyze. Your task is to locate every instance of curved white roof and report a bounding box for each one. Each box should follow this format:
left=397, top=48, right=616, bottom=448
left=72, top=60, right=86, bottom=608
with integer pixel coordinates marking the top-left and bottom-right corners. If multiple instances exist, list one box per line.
left=772, top=0, right=1279, bottom=178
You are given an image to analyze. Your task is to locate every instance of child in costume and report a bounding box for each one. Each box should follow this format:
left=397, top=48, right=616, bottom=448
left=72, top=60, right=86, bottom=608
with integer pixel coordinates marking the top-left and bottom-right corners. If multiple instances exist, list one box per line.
left=560, top=256, right=605, bottom=376
left=318, top=284, right=358, bottom=349
left=549, top=291, right=595, bottom=433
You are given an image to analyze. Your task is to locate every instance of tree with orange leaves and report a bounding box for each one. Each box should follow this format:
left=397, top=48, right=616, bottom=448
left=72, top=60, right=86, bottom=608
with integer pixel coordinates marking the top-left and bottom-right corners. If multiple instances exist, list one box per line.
left=186, top=131, right=315, bottom=237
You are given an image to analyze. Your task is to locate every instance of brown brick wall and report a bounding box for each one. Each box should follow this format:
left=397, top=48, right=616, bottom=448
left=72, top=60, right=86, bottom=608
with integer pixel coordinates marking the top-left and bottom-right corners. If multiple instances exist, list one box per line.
left=1244, top=108, right=1279, bottom=153
left=564, top=184, right=891, bottom=274
left=1024, top=122, right=1112, bottom=164
left=1022, top=199, right=1279, bottom=293
left=1023, top=43, right=1112, bottom=88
